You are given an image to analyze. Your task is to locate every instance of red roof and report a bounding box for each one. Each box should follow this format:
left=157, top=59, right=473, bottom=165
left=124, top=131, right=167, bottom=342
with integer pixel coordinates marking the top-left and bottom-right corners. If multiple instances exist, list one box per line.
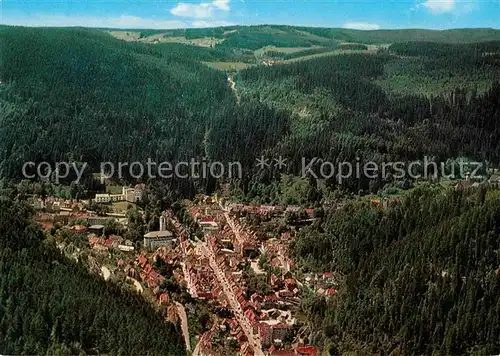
left=73, top=225, right=87, bottom=232
left=296, top=346, right=318, bottom=355
left=273, top=323, right=289, bottom=329
left=264, top=295, right=278, bottom=301
left=159, top=293, right=170, bottom=304
left=244, top=309, right=257, bottom=323
left=327, top=288, right=337, bottom=296
left=137, top=255, right=148, bottom=267
left=200, top=217, right=214, bottom=223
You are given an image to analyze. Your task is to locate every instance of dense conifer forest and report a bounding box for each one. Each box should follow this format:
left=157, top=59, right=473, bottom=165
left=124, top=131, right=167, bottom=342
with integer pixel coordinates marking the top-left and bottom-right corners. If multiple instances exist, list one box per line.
left=293, top=187, right=500, bottom=354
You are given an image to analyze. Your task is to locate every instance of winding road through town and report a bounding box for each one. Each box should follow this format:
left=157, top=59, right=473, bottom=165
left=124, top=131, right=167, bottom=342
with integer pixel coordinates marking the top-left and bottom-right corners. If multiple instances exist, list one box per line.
left=197, top=239, right=263, bottom=355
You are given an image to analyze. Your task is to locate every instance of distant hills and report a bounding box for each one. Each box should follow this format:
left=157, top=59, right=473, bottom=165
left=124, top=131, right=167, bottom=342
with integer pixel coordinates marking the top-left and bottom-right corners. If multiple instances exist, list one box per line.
left=104, top=25, right=500, bottom=48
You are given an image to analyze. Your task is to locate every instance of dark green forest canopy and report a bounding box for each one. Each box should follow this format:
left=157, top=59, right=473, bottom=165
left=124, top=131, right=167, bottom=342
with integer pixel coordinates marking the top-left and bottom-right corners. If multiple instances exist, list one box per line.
left=294, top=186, right=500, bottom=354
left=0, top=193, right=185, bottom=355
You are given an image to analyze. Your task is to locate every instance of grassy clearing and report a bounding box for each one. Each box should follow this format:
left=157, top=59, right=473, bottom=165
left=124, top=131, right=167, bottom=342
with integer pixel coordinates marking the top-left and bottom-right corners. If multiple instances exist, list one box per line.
left=108, top=31, right=141, bottom=41
left=106, top=185, right=123, bottom=194
left=203, top=61, right=250, bottom=71
left=111, top=201, right=133, bottom=213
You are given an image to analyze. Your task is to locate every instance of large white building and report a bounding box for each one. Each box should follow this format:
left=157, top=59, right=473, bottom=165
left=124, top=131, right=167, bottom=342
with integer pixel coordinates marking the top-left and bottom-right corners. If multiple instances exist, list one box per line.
left=143, top=230, right=174, bottom=249
left=94, top=186, right=144, bottom=204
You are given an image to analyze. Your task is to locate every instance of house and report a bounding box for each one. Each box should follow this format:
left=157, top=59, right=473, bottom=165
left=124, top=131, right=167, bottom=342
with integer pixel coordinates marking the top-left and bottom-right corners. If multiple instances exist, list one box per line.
left=72, top=225, right=87, bottom=232
left=278, top=289, right=294, bottom=298
left=280, top=232, right=291, bottom=241
left=199, top=217, right=218, bottom=232
left=327, top=288, right=337, bottom=296
left=320, top=272, right=334, bottom=280
left=250, top=293, right=263, bottom=304
left=54, top=211, right=70, bottom=225
left=88, top=236, right=106, bottom=248
left=270, top=350, right=295, bottom=356
left=270, top=274, right=281, bottom=289
left=244, top=309, right=257, bottom=323
left=137, top=254, right=148, bottom=268
left=255, top=323, right=272, bottom=347
left=124, top=265, right=137, bottom=278
left=212, top=286, right=223, bottom=299
left=159, top=293, right=170, bottom=305
left=285, top=206, right=301, bottom=213
left=284, top=278, right=296, bottom=291
left=256, top=322, right=290, bottom=347
left=146, top=270, right=165, bottom=289
left=118, top=244, right=135, bottom=252
left=305, top=208, right=316, bottom=218
left=241, top=342, right=253, bottom=356
left=263, top=294, right=279, bottom=308
left=88, top=224, right=105, bottom=235
left=296, top=345, right=318, bottom=355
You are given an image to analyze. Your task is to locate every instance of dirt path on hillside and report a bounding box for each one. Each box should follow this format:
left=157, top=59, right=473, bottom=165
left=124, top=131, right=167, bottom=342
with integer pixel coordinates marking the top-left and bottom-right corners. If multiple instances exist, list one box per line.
left=227, top=76, right=240, bottom=105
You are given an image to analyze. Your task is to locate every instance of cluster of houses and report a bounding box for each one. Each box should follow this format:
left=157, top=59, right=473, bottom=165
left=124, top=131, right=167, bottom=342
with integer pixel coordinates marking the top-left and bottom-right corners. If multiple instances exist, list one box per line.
left=136, top=254, right=166, bottom=290
left=186, top=255, right=222, bottom=300
left=185, top=198, right=316, bottom=354
left=303, top=272, right=339, bottom=298
left=87, top=234, right=135, bottom=253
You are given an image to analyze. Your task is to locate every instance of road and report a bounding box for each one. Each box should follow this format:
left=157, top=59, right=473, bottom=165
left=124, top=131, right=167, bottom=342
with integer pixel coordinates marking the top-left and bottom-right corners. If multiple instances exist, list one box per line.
left=181, top=262, right=198, bottom=298
left=192, top=338, right=202, bottom=356
left=227, top=76, right=240, bottom=105
left=175, top=301, right=191, bottom=353
left=197, top=240, right=263, bottom=355
left=126, top=276, right=143, bottom=293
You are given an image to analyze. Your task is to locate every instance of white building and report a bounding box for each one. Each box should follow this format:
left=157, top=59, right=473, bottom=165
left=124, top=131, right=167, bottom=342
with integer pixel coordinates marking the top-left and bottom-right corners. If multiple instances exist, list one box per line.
left=94, top=186, right=144, bottom=204
left=94, top=193, right=123, bottom=203
left=143, top=230, right=174, bottom=249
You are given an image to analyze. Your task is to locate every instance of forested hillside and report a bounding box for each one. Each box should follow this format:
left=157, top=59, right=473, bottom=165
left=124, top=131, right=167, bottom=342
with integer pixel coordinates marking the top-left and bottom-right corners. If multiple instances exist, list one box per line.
left=294, top=186, right=500, bottom=354
left=1, top=25, right=500, bottom=201
left=232, top=41, right=500, bottom=199
left=0, top=188, right=184, bottom=355
left=132, top=25, right=500, bottom=47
